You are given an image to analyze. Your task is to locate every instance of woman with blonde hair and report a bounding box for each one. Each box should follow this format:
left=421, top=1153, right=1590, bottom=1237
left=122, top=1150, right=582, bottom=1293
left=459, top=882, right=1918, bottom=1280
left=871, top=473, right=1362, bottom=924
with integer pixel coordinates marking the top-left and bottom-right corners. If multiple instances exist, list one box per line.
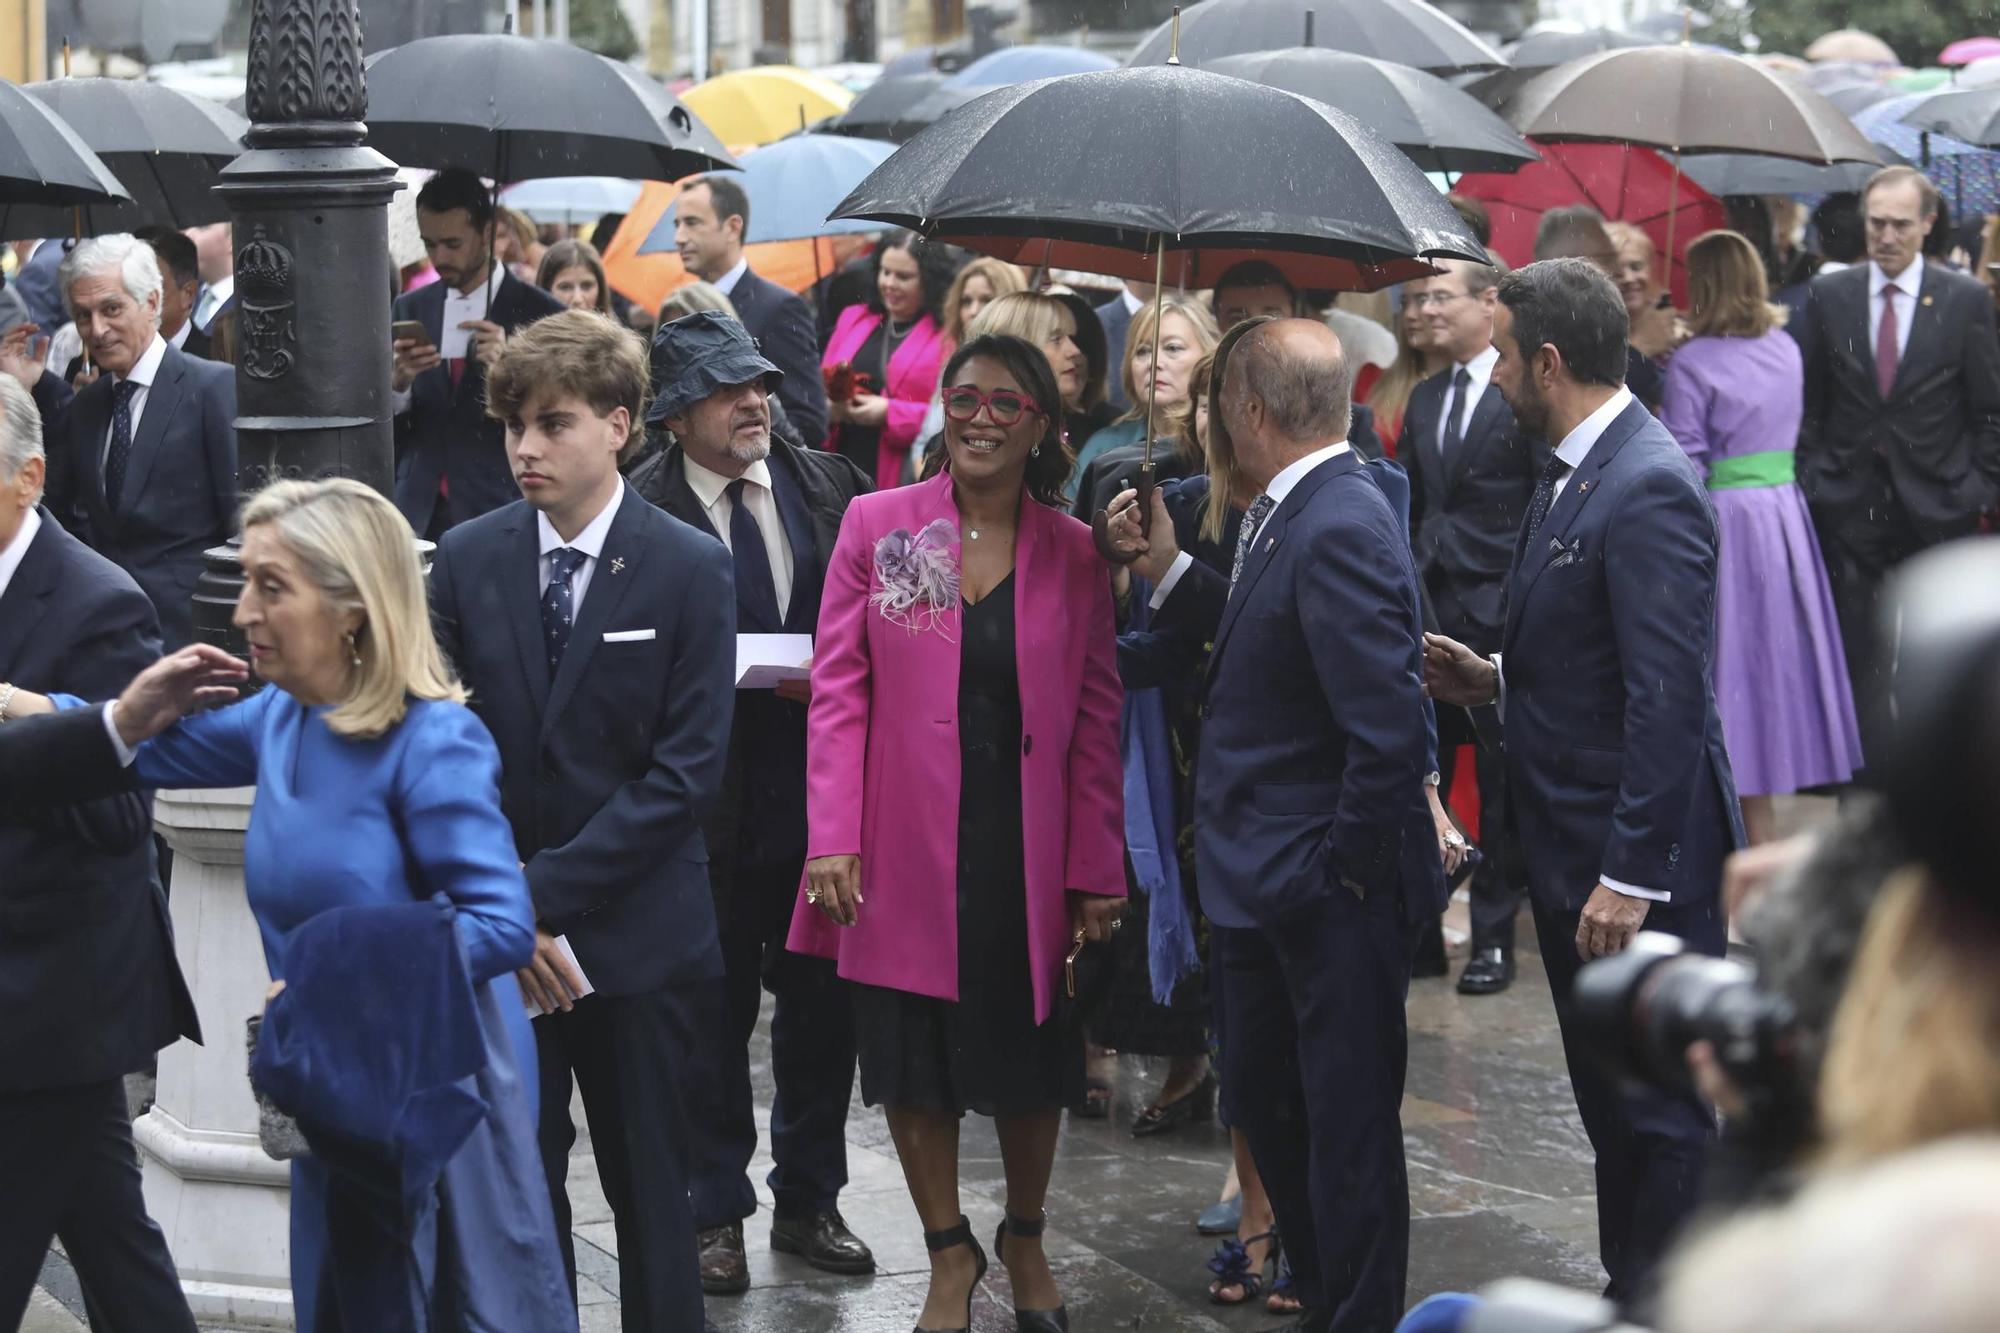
left=942, top=256, right=1025, bottom=348
left=1662, top=229, right=1862, bottom=842
left=1068, top=294, right=1220, bottom=496
left=658, top=279, right=736, bottom=323
left=5, top=478, right=574, bottom=1331
left=1608, top=221, right=1685, bottom=362
left=1359, top=288, right=1439, bottom=448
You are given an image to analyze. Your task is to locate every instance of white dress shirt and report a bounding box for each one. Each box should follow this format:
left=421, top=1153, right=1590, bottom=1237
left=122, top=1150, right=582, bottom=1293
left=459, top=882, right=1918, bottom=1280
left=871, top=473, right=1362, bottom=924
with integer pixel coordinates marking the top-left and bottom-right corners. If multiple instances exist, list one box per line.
left=195, top=275, right=234, bottom=331
left=168, top=319, right=193, bottom=352
left=536, top=478, right=625, bottom=615
left=1868, top=261, right=1919, bottom=363
left=713, top=258, right=749, bottom=297
left=1437, top=344, right=1499, bottom=456
left=389, top=267, right=506, bottom=416
left=0, top=506, right=41, bottom=602
left=1148, top=440, right=1351, bottom=609
left=102, top=334, right=169, bottom=466
left=681, top=453, right=794, bottom=620
left=1120, top=287, right=1145, bottom=317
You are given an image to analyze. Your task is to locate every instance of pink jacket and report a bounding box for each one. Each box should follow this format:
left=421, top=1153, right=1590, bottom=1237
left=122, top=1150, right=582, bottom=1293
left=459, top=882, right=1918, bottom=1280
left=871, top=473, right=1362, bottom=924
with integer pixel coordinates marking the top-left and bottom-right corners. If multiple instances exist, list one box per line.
left=821, top=303, right=949, bottom=489
left=786, top=470, right=1126, bottom=1024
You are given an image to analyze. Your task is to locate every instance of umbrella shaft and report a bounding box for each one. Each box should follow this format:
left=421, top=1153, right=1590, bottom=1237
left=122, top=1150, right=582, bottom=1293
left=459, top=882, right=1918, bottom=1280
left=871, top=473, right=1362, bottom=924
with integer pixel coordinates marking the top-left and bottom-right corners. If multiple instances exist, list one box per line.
left=1142, top=239, right=1166, bottom=471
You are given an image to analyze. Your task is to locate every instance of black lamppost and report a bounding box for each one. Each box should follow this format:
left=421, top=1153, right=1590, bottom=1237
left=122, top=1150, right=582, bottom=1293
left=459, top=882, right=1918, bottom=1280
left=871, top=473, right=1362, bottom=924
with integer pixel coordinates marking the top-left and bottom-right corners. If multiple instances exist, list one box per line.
left=191, top=0, right=403, bottom=653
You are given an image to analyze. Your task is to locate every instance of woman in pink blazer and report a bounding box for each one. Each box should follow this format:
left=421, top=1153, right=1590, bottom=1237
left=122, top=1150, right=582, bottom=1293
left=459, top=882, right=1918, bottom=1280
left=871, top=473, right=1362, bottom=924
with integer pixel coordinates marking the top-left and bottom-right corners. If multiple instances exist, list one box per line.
left=821, top=230, right=955, bottom=489
left=790, top=334, right=1126, bottom=1333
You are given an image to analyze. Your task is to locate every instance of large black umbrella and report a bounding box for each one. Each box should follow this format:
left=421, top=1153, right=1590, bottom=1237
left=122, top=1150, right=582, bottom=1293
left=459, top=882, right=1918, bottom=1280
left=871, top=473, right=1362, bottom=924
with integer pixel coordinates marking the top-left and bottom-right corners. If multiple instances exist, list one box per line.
left=0, top=79, right=246, bottom=236
left=1126, top=0, right=1505, bottom=75
left=1508, top=27, right=1655, bottom=69
left=0, top=79, right=128, bottom=215
left=1208, top=47, right=1538, bottom=174
left=1681, top=153, right=1885, bottom=196
left=364, top=34, right=735, bottom=182
left=823, top=71, right=945, bottom=141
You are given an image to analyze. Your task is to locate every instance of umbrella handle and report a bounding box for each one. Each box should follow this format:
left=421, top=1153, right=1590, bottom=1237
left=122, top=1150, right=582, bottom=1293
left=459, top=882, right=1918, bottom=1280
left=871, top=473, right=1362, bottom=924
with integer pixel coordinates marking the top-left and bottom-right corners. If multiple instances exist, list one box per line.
left=1089, top=462, right=1155, bottom=566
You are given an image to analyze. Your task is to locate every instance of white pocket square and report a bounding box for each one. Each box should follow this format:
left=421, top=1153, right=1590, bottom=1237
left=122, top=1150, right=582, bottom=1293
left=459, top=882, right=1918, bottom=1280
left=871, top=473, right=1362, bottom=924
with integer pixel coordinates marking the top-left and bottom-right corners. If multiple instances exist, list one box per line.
left=602, top=629, right=656, bottom=643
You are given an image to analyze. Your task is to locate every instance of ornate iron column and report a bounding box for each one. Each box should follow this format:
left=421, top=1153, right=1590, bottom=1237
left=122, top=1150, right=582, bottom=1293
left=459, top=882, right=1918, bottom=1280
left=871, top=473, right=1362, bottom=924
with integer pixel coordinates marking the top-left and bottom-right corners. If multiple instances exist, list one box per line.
left=191, top=0, right=402, bottom=652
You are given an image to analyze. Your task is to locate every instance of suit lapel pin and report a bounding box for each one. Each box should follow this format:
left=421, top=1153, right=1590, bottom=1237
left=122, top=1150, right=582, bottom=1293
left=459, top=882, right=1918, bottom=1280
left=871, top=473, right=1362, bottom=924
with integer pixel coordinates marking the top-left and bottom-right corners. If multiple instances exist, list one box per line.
left=1922, top=294, right=1935, bottom=307
left=1578, top=481, right=1592, bottom=494
left=609, top=556, right=626, bottom=575
left=1264, top=536, right=1275, bottom=551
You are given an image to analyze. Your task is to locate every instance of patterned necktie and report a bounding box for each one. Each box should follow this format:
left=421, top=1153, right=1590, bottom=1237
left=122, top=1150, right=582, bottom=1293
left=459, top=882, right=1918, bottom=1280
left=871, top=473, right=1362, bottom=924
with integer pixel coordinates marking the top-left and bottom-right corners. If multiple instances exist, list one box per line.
left=1523, top=454, right=1571, bottom=548
left=541, top=547, right=589, bottom=675
left=1875, top=285, right=1901, bottom=400
left=726, top=478, right=782, bottom=632
left=1230, top=494, right=1276, bottom=588
left=104, top=379, right=140, bottom=511
left=1440, top=366, right=1472, bottom=461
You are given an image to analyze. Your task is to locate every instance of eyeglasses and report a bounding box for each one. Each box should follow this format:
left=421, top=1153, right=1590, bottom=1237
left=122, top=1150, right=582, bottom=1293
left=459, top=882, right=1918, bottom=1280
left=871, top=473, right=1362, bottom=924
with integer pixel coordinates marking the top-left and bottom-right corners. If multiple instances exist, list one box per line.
left=1406, top=290, right=1471, bottom=310
left=942, top=387, right=1046, bottom=425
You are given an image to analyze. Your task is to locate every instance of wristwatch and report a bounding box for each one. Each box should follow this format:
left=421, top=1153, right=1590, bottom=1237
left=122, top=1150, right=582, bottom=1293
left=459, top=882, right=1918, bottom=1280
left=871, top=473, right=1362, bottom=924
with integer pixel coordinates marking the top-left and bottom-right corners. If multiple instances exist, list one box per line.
left=0, top=682, right=16, bottom=723
left=1422, top=770, right=1441, bottom=787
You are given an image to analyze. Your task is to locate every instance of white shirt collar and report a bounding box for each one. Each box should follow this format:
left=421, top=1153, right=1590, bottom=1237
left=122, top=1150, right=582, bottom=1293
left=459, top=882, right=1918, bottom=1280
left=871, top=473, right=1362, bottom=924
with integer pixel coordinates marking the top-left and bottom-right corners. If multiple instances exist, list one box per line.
left=118, top=334, right=169, bottom=390
left=1458, top=343, right=1499, bottom=379
left=445, top=265, right=505, bottom=308
left=167, top=320, right=192, bottom=352
left=207, top=274, right=234, bottom=305
left=1121, top=287, right=1145, bottom=316
left=1263, top=441, right=1353, bottom=511
left=713, top=258, right=750, bottom=296
left=1870, top=260, right=1921, bottom=299
left=537, top=477, right=624, bottom=562
left=0, top=506, right=41, bottom=602
left=1553, top=387, right=1635, bottom=472
left=681, top=451, right=772, bottom=511
left=1817, top=260, right=1853, bottom=276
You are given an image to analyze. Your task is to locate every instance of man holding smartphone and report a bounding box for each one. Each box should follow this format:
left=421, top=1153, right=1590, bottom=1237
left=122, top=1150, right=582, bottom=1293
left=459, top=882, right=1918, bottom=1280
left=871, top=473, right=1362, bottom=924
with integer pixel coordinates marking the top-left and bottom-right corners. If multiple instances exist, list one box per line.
left=391, top=167, right=564, bottom=540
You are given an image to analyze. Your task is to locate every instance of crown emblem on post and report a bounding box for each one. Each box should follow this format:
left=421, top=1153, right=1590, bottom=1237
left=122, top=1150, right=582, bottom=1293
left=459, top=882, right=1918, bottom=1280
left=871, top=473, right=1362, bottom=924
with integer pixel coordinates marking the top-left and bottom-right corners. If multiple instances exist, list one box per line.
left=237, top=225, right=294, bottom=306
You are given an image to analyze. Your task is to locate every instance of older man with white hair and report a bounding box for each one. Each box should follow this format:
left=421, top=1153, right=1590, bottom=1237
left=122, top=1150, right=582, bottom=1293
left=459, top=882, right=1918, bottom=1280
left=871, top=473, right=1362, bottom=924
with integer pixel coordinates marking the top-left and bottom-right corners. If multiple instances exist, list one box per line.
left=0, top=371, right=201, bottom=1332
left=41, top=232, right=237, bottom=648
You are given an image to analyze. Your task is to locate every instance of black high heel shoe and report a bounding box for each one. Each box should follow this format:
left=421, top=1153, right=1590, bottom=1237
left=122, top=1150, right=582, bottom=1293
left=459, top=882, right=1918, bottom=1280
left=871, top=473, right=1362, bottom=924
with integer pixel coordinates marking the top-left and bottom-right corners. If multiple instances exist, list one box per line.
left=1131, top=1070, right=1218, bottom=1138
left=914, top=1215, right=988, bottom=1333
left=994, top=1212, right=1070, bottom=1332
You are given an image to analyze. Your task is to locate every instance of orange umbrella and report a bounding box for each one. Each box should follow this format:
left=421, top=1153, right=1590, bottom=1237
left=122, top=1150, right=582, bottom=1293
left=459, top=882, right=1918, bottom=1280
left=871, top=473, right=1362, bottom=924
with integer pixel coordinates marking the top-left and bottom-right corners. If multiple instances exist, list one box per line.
left=599, top=178, right=854, bottom=314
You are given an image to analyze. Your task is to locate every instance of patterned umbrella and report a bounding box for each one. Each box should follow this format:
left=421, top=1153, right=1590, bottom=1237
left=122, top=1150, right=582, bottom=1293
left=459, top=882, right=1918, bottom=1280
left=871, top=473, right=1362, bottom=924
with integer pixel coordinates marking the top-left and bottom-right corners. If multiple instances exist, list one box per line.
left=1857, top=93, right=2000, bottom=214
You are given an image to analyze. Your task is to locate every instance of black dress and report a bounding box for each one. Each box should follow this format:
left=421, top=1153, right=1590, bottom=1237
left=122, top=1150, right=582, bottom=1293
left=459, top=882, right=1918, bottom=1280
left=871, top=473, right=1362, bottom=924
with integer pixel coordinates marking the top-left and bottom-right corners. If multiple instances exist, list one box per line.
left=852, top=572, right=1085, bottom=1116
left=833, top=318, right=891, bottom=480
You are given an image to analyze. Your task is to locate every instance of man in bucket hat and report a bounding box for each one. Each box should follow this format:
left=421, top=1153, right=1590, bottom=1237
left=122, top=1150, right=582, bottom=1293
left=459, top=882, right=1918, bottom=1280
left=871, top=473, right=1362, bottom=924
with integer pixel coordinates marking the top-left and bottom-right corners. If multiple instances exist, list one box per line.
left=630, top=311, right=876, bottom=1297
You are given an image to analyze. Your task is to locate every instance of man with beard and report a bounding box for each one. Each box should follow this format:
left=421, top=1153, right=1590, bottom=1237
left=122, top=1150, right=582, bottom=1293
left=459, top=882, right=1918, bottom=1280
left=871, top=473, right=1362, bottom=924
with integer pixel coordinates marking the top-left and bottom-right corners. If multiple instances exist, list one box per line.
left=1424, top=259, right=1742, bottom=1302
left=628, top=311, right=877, bottom=1297
left=392, top=167, right=565, bottom=539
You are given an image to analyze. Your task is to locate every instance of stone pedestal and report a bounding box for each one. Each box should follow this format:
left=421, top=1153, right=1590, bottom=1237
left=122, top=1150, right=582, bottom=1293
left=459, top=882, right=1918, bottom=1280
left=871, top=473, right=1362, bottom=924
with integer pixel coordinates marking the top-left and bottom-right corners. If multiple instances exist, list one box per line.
left=138, top=787, right=295, bottom=1329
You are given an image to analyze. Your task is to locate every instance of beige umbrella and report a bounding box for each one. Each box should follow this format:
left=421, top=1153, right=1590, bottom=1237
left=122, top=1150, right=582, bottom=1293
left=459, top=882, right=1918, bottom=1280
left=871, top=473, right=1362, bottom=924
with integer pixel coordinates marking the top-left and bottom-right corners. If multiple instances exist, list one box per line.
left=1806, top=30, right=1899, bottom=66
left=387, top=168, right=430, bottom=272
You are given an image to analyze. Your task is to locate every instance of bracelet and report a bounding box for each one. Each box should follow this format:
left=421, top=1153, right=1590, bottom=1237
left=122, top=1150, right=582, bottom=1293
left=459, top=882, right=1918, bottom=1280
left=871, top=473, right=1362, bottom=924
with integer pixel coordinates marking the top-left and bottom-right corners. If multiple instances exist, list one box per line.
left=0, top=682, right=16, bottom=723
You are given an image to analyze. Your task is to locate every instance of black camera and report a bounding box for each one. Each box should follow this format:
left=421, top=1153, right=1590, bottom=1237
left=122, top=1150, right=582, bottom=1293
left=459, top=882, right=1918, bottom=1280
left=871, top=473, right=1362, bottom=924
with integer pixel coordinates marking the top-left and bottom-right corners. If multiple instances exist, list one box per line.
left=1574, top=933, right=1799, bottom=1106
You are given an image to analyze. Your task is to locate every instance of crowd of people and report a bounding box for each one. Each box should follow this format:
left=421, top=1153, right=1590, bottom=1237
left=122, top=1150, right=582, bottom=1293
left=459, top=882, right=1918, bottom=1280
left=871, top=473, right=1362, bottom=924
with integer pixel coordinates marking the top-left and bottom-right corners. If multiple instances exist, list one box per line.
left=0, top=147, right=1994, bottom=1333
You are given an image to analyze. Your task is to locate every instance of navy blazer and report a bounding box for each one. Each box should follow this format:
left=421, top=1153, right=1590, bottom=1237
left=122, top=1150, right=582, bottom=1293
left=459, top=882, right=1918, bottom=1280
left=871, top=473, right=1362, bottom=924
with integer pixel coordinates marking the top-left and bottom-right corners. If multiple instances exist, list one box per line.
left=1399, top=366, right=1549, bottom=643
left=428, top=485, right=737, bottom=997
left=1095, top=297, right=1133, bottom=413
left=1192, top=452, right=1443, bottom=930
left=0, top=704, right=126, bottom=804
left=0, top=513, right=199, bottom=1091
left=392, top=272, right=565, bottom=536
left=45, top=341, right=238, bottom=649
left=728, top=267, right=830, bottom=447
left=1500, top=399, right=1743, bottom=913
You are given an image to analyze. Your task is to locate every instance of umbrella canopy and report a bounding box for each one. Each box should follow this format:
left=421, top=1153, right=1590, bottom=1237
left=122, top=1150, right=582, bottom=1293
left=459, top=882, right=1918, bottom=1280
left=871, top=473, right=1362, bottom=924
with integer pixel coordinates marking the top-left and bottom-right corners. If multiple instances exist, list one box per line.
left=500, top=176, right=643, bottom=225
left=949, top=45, right=1117, bottom=84
left=1941, top=37, right=2000, bottom=67
left=600, top=179, right=846, bottom=311
left=1208, top=47, right=1537, bottom=174
left=0, top=79, right=130, bottom=219
left=1126, top=0, right=1505, bottom=75
left=365, top=34, right=735, bottom=183
left=642, top=132, right=895, bottom=253
left=1454, top=141, right=1726, bottom=305
left=1893, top=85, right=2000, bottom=145
left=822, top=71, right=944, bottom=141
left=1504, top=46, right=1881, bottom=163
left=680, top=66, right=854, bottom=147
left=1806, top=30, right=1900, bottom=65
left=1680, top=153, right=1883, bottom=196
left=1507, top=27, right=1655, bottom=70
left=831, top=64, right=1487, bottom=291
left=1853, top=94, right=2000, bottom=214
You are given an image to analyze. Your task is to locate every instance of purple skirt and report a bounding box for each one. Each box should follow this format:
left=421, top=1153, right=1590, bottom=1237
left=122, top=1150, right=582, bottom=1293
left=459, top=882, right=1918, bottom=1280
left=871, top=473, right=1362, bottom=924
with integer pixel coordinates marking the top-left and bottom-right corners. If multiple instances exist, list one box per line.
left=1711, top=481, right=1864, bottom=795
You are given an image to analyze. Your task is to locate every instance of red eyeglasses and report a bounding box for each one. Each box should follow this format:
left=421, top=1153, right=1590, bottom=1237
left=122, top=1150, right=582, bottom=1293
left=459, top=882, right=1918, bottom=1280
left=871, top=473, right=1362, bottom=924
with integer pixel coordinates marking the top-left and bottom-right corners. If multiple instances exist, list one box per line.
left=942, top=387, right=1047, bottom=426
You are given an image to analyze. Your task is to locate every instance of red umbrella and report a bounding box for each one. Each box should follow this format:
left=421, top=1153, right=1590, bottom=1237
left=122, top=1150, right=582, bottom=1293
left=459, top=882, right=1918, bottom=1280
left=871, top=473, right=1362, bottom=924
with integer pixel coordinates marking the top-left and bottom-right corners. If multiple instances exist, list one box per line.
left=1453, top=140, right=1725, bottom=306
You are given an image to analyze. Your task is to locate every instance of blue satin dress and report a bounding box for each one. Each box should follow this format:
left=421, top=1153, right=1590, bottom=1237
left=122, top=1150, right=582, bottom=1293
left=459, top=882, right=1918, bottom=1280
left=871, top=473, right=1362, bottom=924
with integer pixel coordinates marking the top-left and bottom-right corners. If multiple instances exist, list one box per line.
left=132, top=689, right=575, bottom=1332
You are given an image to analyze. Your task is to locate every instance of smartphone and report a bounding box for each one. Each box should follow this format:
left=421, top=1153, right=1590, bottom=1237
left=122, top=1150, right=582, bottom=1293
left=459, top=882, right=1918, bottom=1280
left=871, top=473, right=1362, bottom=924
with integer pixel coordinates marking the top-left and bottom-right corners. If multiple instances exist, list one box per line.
left=390, top=319, right=432, bottom=347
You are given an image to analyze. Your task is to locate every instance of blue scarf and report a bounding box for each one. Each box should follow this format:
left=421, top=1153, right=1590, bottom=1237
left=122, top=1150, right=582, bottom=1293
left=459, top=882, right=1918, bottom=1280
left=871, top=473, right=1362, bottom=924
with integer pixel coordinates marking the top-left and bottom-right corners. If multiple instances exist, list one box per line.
left=1121, top=581, right=1200, bottom=1004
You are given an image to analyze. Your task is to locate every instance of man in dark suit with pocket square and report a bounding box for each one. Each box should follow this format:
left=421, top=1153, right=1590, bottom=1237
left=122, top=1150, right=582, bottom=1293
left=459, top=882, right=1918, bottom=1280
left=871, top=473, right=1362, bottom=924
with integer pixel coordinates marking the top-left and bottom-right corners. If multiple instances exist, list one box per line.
left=0, top=373, right=200, bottom=1333
left=1426, top=258, right=1742, bottom=1303
left=427, top=311, right=736, bottom=1331
left=43, top=233, right=237, bottom=649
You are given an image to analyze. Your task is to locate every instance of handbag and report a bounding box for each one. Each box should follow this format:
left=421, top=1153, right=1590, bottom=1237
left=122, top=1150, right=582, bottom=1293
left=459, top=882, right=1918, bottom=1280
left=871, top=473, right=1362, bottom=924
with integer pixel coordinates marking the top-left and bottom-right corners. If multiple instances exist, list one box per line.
left=1057, top=929, right=1113, bottom=1033
left=244, top=1013, right=310, bottom=1161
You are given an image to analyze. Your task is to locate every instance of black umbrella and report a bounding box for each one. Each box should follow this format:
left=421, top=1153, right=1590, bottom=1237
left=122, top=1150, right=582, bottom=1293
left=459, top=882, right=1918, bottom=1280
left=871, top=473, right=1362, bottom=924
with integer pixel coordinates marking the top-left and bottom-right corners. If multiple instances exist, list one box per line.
left=1126, top=0, right=1505, bottom=76
left=1507, top=27, right=1655, bottom=69
left=0, top=79, right=246, bottom=236
left=1208, top=47, right=1538, bottom=174
left=0, top=79, right=128, bottom=215
left=1900, top=86, right=2000, bottom=149
left=1681, top=153, right=1885, bottom=196
left=823, top=71, right=945, bottom=141
left=364, top=34, right=735, bottom=183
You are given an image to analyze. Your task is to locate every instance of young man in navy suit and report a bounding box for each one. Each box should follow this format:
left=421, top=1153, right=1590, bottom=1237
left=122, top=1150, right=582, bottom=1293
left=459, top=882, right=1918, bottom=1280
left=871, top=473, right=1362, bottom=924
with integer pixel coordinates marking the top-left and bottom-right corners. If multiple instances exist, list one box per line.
left=428, top=310, right=736, bottom=1331
left=1191, top=320, right=1444, bottom=1333
left=1426, top=258, right=1743, bottom=1302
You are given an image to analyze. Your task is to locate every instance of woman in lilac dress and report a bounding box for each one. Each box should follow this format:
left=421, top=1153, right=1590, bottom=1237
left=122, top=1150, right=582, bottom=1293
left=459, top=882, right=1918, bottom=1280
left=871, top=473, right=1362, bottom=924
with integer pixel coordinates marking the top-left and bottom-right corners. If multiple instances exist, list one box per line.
left=1661, top=230, right=1863, bottom=841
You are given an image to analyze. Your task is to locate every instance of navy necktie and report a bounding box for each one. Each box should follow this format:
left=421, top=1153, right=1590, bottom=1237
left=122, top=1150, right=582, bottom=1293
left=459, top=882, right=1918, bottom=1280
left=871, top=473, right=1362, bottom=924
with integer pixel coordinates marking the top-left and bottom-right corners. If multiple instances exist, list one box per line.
left=727, top=478, right=782, bottom=632
left=1524, top=455, right=1571, bottom=547
left=1440, top=366, right=1471, bottom=461
left=541, top=547, right=588, bottom=674
left=1230, top=494, right=1276, bottom=589
left=104, top=379, right=140, bottom=511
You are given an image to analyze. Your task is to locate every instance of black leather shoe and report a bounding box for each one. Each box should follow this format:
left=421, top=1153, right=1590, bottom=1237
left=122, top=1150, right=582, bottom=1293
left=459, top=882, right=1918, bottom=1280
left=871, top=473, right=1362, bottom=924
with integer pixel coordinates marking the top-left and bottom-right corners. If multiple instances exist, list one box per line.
left=771, top=1208, right=877, bottom=1275
left=698, top=1221, right=750, bottom=1296
left=1456, top=947, right=1515, bottom=995
left=994, top=1212, right=1070, bottom=1332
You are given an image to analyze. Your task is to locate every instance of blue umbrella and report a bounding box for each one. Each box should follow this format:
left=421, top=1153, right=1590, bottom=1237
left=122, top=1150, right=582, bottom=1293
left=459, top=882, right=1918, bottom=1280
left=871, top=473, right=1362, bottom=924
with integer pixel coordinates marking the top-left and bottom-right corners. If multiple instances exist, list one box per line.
left=640, top=132, right=898, bottom=252
left=945, top=45, right=1118, bottom=87
left=500, top=176, right=642, bottom=224
left=1851, top=93, right=2000, bottom=214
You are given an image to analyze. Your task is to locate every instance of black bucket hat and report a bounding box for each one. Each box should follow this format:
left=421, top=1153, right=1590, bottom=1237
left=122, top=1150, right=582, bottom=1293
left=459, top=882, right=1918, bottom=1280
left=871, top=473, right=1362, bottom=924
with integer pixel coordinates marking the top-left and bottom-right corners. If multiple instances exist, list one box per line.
left=645, top=309, right=783, bottom=426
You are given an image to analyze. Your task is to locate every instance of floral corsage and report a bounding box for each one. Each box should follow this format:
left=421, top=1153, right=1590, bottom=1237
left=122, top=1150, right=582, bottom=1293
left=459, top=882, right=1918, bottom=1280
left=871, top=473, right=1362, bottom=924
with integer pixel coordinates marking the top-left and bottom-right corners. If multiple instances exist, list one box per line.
left=870, top=519, right=960, bottom=635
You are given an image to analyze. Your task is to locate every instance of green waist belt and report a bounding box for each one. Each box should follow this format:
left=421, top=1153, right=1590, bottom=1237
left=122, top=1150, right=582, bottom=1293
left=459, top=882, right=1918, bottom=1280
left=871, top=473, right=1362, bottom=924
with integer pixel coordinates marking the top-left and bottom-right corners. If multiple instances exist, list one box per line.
left=1706, top=450, right=1796, bottom=490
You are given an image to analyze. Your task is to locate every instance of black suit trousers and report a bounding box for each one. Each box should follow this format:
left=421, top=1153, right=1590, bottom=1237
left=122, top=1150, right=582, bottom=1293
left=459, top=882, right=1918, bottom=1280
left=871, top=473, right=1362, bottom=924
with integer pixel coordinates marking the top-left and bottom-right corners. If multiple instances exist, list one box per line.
left=1215, top=882, right=1415, bottom=1333
left=1437, top=705, right=1524, bottom=951
left=0, top=1079, right=197, bottom=1333
left=535, top=987, right=703, bottom=1332
left=1812, top=490, right=1939, bottom=765
left=684, top=858, right=858, bottom=1229
left=1530, top=894, right=1722, bottom=1302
